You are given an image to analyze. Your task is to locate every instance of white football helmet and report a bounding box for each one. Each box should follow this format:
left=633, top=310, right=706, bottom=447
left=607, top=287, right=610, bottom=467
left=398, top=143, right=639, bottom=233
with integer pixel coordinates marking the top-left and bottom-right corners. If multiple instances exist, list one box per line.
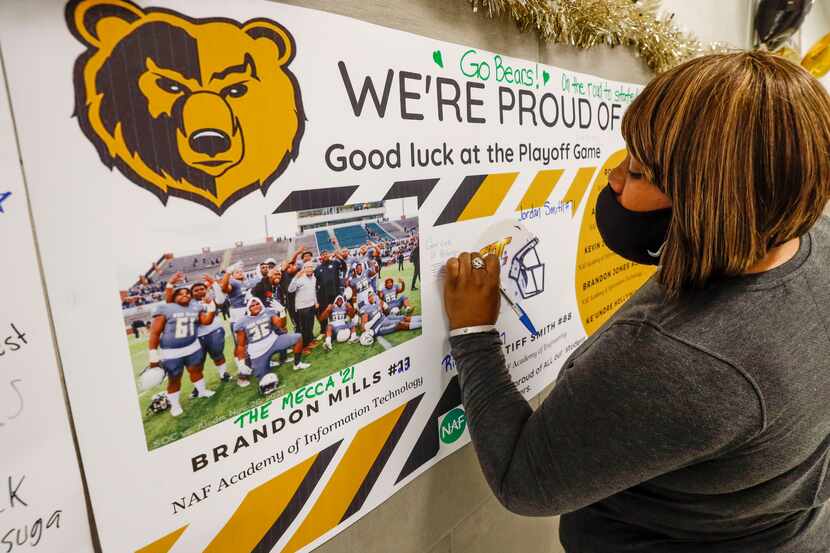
left=259, top=373, right=279, bottom=395
left=502, top=225, right=545, bottom=301
left=344, top=287, right=354, bottom=301
left=146, top=392, right=170, bottom=415
left=390, top=306, right=401, bottom=316
left=336, top=328, right=352, bottom=343
left=139, top=366, right=165, bottom=391
left=359, top=330, right=375, bottom=346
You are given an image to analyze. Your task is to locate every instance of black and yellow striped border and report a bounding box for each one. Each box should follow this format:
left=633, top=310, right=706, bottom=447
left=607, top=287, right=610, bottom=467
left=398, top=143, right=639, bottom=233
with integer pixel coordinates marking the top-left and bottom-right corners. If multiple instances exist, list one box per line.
left=271, top=167, right=599, bottom=223
left=135, top=395, right=422, bottom=553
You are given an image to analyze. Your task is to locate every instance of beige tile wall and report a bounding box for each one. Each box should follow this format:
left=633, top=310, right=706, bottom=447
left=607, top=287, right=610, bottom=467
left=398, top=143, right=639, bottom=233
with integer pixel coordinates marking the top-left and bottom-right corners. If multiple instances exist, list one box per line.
left=270, top=1, right=752, bottom=551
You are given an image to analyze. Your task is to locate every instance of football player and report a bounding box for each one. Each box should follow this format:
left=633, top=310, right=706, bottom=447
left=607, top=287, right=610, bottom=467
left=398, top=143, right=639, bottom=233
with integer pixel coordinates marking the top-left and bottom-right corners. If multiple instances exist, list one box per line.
left=220, top=263, right=250, bottom=325
left=356, top=242, right=380, bottom=266
left=379, top=277, right=413, bottom=315
left=335, top=248, right=351, bottom=287
left=147, top=284, right=217, bottom=417
left=368, top=256, right=381, bottom=291
left=164, top=273, right=230, bottom=382
left=359, top=291, right=422, bottom=339
left=318, top=295, right=359, bottom=350
left=234, top=298, right=310, bottom=394
left=347, top=261, right=376, bottom=307
left=190, top=279, right=230, bottom=382
left=252, top=266, right=281, bottom=309
left=258, top=258, right=277, bottom=280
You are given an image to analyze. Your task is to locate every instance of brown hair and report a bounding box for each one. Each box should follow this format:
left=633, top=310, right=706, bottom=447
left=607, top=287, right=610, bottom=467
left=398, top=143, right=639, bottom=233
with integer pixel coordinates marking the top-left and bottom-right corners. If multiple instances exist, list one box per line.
left=622, top=51, right=830, bottom=298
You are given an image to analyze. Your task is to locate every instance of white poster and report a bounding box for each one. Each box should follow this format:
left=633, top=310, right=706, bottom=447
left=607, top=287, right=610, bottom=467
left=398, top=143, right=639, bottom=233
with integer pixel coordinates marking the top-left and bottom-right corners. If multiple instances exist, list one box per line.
left=0, top=1, right=650, bottom=551
left=0, top=54, right=93, bottom=553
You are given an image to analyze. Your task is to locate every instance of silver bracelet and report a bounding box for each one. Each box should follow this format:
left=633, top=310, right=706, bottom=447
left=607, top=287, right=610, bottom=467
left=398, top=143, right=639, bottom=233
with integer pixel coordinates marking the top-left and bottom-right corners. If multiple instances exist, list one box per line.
left=449, top=324, right=497, bottom=337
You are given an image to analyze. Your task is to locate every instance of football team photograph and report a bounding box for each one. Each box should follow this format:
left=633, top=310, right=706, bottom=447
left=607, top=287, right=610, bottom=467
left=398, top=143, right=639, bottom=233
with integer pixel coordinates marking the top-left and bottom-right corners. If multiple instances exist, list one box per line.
left=119, top=202, right=423, bottom=449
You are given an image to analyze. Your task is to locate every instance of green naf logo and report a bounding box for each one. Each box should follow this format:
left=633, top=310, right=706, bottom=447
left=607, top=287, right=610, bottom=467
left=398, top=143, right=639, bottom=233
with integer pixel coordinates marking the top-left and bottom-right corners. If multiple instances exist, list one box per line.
left=439, top=407, right=467, bottom=444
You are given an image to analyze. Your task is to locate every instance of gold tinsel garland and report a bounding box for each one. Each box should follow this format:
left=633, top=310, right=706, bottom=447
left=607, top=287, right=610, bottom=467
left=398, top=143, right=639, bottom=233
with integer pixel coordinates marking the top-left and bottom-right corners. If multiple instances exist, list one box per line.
left=467, top=0, right=733, bottom=73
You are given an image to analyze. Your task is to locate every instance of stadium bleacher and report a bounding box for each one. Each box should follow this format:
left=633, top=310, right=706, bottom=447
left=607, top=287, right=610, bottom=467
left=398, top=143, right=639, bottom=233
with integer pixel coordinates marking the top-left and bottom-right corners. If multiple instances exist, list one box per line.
left=147, top=218, right=413, bottom=284
left=366, top=222, right=394, bottom=241
left=159, top=252, right=221, bottom=279
left=227, top=241, right=291, bottom=271
left=333, top=225, right=370, bottom=249
left=122, top=211, right=423, bottom=316
left=315, top=230, right=336, bottom=253
left=379, top=221, right=407, bottom=239
left=295, top=234, right=319, bottom=257
left=399, top=216, right=419, bottom=234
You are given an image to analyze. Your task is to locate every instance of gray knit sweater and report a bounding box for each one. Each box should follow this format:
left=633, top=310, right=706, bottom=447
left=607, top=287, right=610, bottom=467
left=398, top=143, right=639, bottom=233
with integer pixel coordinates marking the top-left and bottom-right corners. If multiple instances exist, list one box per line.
left=449, top=216, right=830, bottom=552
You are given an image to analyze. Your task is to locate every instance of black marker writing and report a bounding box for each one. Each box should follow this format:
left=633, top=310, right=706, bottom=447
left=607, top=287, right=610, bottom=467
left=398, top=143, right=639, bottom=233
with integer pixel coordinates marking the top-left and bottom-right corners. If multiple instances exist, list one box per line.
left=0, top=323, right=27, bottom=357
left=0, top=475, right=26, bottom=515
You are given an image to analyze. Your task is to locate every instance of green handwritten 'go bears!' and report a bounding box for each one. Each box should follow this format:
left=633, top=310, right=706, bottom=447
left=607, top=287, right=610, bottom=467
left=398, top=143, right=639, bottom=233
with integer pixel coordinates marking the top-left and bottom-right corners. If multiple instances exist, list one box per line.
left=459, top=49, right=539, bottom=88
left=439, top=407, right=467, bottom=444
left=433, top=49, right=444, bottom=68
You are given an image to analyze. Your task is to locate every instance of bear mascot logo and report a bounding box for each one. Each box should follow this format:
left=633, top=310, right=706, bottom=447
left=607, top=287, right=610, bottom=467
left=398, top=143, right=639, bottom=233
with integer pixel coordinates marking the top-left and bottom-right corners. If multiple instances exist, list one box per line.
left=65, top=0, right=305, bottom=214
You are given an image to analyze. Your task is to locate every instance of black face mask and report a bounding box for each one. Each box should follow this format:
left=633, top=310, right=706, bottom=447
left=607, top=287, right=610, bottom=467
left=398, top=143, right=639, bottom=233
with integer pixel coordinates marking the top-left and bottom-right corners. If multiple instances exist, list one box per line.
left=595, top=184, right=672, bottom=266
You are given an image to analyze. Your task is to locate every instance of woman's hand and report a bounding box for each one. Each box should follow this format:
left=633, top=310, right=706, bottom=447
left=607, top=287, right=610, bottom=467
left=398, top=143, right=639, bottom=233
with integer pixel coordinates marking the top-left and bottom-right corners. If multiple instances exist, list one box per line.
left=443, top=252, right=501, bottom=330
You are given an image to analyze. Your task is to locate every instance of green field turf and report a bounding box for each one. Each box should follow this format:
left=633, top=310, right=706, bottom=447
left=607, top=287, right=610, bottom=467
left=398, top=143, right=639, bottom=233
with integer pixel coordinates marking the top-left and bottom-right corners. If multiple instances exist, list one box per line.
left=128, top=263, right=423, bottom=450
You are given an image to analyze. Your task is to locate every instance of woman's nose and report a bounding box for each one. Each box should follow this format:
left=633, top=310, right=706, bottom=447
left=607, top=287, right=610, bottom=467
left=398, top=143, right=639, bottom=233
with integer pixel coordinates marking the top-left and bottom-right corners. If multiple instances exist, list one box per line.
left=608, top=161, right=626, bottom=195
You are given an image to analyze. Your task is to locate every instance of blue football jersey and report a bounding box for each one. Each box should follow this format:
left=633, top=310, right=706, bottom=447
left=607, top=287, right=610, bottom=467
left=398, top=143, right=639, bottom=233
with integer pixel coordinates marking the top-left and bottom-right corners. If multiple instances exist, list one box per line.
left=227, top=278, right=248, bottom=308
left=381, top=284, right=399, bottom=302
left=359, top=300, right=381, bottom=319
left=330, top=304, right=349, bottom=324
left=154, top=302, right=202, bottom=349
left=351, top=271, right=374, bottom=303
left=190, top=300, right=221, bottom=336
left=235, top=308, right=283, bottom=358
left=356, top=252, right=375, bottom=267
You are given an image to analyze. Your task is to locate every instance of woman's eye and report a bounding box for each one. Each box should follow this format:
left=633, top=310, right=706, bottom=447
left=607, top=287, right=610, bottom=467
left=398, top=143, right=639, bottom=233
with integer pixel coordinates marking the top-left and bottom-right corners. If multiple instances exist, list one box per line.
left=628, top=170, right=643, bottom=179
left=156, top=77, right=187, bottom=94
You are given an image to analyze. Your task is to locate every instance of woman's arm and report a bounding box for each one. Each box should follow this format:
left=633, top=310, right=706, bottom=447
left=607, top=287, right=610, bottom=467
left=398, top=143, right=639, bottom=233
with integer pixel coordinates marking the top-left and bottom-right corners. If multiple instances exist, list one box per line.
left=450, top=324, right=763, bottom=516
left=444, top=253, right=763, bottom=517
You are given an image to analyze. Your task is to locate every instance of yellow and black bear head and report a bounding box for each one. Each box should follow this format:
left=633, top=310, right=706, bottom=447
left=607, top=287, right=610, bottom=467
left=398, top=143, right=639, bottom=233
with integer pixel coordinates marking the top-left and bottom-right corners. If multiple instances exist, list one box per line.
left=66, top=0, right=305, bottom=214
